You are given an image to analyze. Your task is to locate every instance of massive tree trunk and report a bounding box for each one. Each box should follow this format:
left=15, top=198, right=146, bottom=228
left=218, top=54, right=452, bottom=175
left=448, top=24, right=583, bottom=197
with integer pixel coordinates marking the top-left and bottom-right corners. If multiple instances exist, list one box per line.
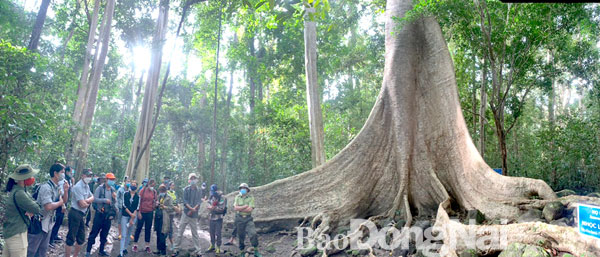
left=28, top=0, right=51, bottom=51
left=125, top=0, right=169, bottom=182
left=215, top=0, right=574, bottom=254
left=304, top=5, right=326, bottom=168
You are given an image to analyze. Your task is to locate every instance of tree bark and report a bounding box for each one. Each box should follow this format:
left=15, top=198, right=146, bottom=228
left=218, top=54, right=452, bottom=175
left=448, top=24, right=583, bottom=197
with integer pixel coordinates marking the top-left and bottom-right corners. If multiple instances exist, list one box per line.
left=209, top=7, right=222, bottom=185
left=214, top=0, right=556, bottom=240
left=28, top=0, right=51, bottom=51
left=220, top=66, right=234, bottom=192
left=304, top=5, right=326, bottom=168
left=478, top=58, right=487, bottom=157
left=247, top=34, right=257, bottom=184
left=73, top=0, right=116, bottom=175
left=125, top=0, right=170, bottom=182
left=65, top=0, right=100, bottom=168
left=549, top=53, right=557, bottom=187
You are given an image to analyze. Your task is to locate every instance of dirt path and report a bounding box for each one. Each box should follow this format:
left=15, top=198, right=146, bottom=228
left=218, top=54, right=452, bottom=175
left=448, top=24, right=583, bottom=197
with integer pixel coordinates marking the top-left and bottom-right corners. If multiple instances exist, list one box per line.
left=46, top=216, right=305, bottom=257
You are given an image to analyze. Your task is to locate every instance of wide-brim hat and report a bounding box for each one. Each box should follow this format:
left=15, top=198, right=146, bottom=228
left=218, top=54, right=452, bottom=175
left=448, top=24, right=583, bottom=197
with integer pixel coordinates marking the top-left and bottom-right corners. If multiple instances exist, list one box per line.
left=238, top=183, right=250, bottom=192
left=9, top=164, right=39, bottom=181
left=188, top=173, right=198, bottom=180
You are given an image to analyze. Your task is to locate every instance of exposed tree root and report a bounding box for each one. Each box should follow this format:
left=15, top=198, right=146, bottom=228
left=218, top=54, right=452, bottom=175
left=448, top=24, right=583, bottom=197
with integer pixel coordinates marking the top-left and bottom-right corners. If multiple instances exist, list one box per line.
left=435, top=199, right=600, bottom=256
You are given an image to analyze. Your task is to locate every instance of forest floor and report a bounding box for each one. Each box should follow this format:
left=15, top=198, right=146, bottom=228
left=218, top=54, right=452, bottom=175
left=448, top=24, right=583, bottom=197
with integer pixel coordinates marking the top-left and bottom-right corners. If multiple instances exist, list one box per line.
left=44, top=216, right=401, bottom=257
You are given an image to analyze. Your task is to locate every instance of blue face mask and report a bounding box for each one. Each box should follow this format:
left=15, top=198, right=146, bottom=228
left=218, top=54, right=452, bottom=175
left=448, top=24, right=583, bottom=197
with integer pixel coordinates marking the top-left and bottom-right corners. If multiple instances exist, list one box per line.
left=107, top=180, right=115, bottom=187
left=240, top=189, right=248, bottom=195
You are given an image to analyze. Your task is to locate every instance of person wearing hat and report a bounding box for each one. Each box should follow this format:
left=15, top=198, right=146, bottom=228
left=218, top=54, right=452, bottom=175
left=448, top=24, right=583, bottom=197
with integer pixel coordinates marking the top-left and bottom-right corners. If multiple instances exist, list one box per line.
left=206, top=184, right=227, bottom=254
left=27, top=163, right=69, bottom=257
left=172, top=173, right=203, bottom=257
left=65, top=169, right=95, bottom=257
left=234, top=183, right=261, bottom=257
left=85, top=173, right=117, bottom=257
left=3, top=165, right=42, bottom=257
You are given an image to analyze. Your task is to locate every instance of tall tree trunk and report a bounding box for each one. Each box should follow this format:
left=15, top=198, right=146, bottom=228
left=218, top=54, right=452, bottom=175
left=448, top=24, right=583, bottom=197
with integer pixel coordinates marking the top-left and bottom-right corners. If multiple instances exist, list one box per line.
left=59, top=0, right=81, bottom=62
left=471, top=60, right=477, bottom=138
left=304, top=5, right=326, bottom=167
left=209, top=7, right=222, bottom=185
left=73, top=0, right=116, bottom=174
left=479, top=58, right=487, bottom=157
left=247, top=35, right=256, bottom=184
left=28, top=0, right=51, bottom=51
left=549, top=72, right=557, bottom=187
left=220, top=66, right=234, bottom=192
left=125, top=0, right=170, bottom=182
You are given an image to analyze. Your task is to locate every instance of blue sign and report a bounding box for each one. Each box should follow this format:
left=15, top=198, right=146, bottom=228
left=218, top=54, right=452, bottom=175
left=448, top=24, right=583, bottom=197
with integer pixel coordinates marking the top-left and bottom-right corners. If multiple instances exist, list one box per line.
left=578, top=204, right=600, bottom=239
left=493, top=168, right=502, bottom=175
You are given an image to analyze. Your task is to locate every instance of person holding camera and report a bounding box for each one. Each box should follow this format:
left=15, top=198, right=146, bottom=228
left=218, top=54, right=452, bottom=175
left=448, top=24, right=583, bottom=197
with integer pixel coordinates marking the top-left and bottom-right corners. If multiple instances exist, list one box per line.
left=85, top=173, right=117, bottom=257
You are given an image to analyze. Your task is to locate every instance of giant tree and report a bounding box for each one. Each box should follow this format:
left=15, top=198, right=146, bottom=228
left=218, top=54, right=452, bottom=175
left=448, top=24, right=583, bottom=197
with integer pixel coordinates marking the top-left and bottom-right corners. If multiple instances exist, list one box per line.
left=216, top=0, right=598, bottom=255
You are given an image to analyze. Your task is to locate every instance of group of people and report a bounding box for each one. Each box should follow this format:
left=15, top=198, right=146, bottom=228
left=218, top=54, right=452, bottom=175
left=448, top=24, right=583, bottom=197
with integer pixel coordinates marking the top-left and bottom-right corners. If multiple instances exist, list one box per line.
left=3, top=164, right=262, bottom=257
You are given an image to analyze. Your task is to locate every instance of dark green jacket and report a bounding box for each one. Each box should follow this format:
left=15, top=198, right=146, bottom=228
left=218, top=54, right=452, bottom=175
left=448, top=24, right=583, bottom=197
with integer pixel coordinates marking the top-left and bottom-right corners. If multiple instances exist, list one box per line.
left=4, top=186, right=41, bottom=239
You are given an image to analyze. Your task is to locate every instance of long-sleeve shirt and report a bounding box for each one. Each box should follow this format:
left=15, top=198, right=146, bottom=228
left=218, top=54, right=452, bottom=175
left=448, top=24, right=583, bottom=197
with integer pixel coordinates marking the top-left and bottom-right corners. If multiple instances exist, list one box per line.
left=4, top=186, right=41, bottom=239
left=183, top=185, right=204, bottom=218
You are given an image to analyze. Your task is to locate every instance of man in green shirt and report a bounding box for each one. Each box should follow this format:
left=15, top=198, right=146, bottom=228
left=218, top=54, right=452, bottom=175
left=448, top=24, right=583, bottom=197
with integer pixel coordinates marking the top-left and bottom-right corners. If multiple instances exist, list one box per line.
left=233, top=183, right=261, bottom=257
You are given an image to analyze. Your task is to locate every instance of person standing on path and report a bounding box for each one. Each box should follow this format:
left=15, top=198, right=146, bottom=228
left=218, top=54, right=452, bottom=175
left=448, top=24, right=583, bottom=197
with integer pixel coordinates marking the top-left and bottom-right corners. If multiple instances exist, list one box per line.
left=234, top=183, right=261, bottom=257
left=172, top=173, right=203, bottom=257
left=64, top=169, right=94, bottom=257
left=85, top=173, right=117, bottom=257
left=118, top=181, right=139, bottom=257
left=133, top=179, right=157, bottom=253
left=3, top=165, right=42, bottom=257
left=27, top=163, right=69, bottom=257
left=206, top=185, right=226, bottom=254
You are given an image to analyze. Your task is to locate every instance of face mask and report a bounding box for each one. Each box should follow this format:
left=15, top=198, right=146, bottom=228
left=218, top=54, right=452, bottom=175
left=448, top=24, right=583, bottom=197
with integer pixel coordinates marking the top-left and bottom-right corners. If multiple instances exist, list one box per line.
left=107, top=180, right=115, bottom=187
left=190, top=179, right=197, bottom=185
left=59, top=172, right=65, bottom=180
left=84, top=177, right=92, bottom=184
left=130, top=186, right=137, bottom=191
left=240, top=188, right=248, bottom=195
left=93, top=177, right=98, bottom=182
left=159, top=192, right=166, bottom=197
left=24, top=177, right=36, bottom=187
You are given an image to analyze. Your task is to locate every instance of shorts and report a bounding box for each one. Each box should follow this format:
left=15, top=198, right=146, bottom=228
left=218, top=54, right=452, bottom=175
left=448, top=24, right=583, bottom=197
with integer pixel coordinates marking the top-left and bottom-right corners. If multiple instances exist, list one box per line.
left=66, top=209, right=86, bottom=246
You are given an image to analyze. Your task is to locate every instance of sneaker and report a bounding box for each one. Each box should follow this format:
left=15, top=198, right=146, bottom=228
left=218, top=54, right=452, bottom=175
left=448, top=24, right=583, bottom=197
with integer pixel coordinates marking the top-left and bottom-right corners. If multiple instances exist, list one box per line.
left=133, top=245, right=138, bottom=252
left=99, top=250, right=109, bottom=256
left=215, top=247, right=221, bottom=254
left=153, top=250, right=162, bottom=255
left=171, top=251, right=179, bottom=257
left=146, top=246, right=151, bottom=253
left=123, top=249, right=128, bottom=255
left=206, top=245, right=214, bottom=252
left=85, top=252, right=91, bottom=257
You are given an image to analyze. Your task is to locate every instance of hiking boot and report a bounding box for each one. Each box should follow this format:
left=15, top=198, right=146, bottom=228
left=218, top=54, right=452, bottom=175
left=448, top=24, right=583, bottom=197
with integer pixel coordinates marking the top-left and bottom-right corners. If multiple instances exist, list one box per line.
left=132, top=245, right=138, bottom=252
left=253, top=250, right=262, bottom=257
left=215, top=247, right=221, bottom=254
left=206, top=244, right=214, bottom=252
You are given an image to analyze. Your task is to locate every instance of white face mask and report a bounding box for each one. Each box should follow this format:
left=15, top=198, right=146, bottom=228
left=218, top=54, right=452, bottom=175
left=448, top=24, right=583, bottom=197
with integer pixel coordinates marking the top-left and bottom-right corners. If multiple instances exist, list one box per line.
left=83, top=177, right=92, bottom=184
left=59, top=172, right=66, bottom=180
